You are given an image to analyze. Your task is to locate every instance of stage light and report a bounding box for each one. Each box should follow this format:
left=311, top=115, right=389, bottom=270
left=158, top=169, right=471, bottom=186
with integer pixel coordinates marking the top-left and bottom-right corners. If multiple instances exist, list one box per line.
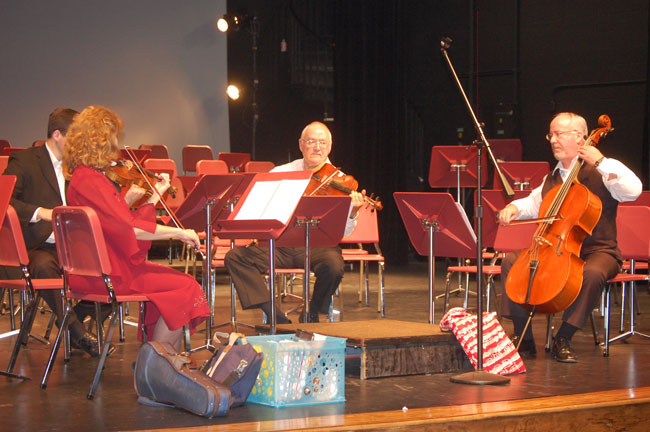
left=226, top=85, right=240, bottom=101
left=217, top=14, right=243, bottom=32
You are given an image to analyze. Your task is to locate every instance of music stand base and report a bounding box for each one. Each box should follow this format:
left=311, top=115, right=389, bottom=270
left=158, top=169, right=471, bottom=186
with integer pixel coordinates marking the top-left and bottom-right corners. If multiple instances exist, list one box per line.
left=450, top=370, right=510, bottom=385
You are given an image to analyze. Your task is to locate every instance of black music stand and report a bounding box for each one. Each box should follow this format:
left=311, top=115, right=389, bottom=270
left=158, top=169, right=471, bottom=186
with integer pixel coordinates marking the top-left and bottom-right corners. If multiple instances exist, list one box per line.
left=394, top=192, right=476, bottom=324
left=171, top=173, right=254, bottom=352
left=215, top=170, right=313, bottom=334
left=493, top=161, right=550, bottom=191
left=489, top=138, right=522, bottom=162
left=274, top=195, right=351, bottom=323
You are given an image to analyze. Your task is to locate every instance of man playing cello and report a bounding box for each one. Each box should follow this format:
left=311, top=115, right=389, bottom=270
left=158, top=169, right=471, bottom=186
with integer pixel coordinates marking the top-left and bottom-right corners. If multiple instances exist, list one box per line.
left=497, top=112, right=642, bottom=363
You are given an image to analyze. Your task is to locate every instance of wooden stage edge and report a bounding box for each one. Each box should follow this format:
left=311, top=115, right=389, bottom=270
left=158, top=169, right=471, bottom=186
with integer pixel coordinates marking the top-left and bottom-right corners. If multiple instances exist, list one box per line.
left=143, top=386, right=650, bottom=432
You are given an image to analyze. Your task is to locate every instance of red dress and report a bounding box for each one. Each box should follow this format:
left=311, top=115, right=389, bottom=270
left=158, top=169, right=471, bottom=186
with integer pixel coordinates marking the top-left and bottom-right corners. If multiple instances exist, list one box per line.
left=66, top=165, right=209, bottom=338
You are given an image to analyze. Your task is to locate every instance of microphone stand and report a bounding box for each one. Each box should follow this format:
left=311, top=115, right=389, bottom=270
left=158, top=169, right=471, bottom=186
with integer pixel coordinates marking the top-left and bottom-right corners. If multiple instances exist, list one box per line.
left=441, top=36, right=513, bottom=385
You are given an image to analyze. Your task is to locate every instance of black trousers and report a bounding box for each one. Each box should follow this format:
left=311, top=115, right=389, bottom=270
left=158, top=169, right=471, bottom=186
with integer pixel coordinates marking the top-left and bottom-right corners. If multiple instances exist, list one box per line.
left=225, top=244, right=345, bottom=314
left=500, top=249, right=620, bottom=329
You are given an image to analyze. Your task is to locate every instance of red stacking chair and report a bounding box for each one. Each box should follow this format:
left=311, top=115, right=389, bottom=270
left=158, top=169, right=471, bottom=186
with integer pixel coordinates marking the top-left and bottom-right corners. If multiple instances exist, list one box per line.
left=41, top=206, right=149, bottom=399
left=196, top=159, right=229, bottom=176
left=0, top=140, right=10, bottom=151
left=182, top=145, right=213, bottom=174
left=0, top=205, right=64, bottom=380
left=139, top=144, right=170, bottom=160
left=603, top=206, right=650, bottom=356
left=339, top=205, right=386, bottom=317
left=0, top=156, right=8, bottom=173
left=244, top=160, right=275, bottom=173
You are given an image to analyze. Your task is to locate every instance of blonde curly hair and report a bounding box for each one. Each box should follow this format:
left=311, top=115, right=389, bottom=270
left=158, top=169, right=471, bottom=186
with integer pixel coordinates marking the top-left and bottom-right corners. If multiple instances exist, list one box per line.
left=63, top=105, right=123, bottom=175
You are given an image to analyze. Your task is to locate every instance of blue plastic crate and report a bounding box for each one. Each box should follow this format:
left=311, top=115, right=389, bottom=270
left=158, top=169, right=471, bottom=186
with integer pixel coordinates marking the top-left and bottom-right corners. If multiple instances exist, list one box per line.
left=246, top=334, right=346, bottom=407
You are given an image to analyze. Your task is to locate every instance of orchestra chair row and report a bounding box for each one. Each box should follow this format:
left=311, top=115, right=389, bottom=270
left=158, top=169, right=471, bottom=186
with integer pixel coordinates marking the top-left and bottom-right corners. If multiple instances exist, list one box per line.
left=0, top=205, right=63, bottom=381
left=196, top=158, right=275, bottom=175
left=42, top=206, right=149, bottom=399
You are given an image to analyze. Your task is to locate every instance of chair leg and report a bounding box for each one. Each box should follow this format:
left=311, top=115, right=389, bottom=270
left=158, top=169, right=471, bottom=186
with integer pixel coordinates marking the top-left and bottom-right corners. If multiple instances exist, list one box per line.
left=363, top=261, right=370, bottom=307
left=604, top=284, right=611, bottom=357
left=377, top=262, right=385, bottom=317
left=8, top=289, right=16, bottom=330
left=620, top=281, right=626, bottom=332
left=87, top=306, right=118, bottom=400
left=442, top=271, right=453, bottom=315
left=589, top=310, right=599, bottom=345
left=545, top=314, right=554, bottom=352
left=41, top=306, right=73, bottom=388
left=2, top=295, right=39, bottom=380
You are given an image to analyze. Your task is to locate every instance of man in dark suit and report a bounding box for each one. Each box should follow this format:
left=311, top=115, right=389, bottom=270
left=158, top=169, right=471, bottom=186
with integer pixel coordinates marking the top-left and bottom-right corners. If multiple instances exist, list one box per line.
left=2, top=108, right=107, bottom=356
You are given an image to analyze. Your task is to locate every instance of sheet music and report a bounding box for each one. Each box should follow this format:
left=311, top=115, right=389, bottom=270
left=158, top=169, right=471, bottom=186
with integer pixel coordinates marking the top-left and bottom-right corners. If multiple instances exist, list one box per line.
left=235, top=178, right=310, bottom=223
left=455, top=201, right=477, bottom=243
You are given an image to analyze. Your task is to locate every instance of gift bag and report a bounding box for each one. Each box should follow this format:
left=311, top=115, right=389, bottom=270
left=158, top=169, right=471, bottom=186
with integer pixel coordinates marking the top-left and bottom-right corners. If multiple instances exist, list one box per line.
left=440, top=307, right=526, bottom=375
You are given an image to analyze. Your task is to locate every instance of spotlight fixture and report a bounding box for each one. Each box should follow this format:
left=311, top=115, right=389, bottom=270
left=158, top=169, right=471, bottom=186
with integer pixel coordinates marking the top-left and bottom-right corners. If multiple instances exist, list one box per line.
left=217, top=14, right=245, bottom=32
left=226, top=85, right=240, bottom=101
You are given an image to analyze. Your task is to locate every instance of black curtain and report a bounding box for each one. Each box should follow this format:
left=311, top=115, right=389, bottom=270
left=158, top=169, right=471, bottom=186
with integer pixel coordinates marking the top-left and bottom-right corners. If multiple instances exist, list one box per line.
left=332, top=1, right=414, bottom=264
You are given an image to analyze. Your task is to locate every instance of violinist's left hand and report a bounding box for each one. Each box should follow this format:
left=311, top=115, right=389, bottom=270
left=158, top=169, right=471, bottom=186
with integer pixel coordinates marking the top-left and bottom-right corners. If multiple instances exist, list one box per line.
left=578, top=146, right=604, bottom=167
left=146, top=173, right=171, bottom=205
left=349, top=189, right=366, bottom=218
left=124, top=185, right=147, bottom=206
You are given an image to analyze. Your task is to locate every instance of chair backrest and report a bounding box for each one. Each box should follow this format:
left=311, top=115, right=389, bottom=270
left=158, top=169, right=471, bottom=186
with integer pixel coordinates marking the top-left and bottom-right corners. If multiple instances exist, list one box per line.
left=32, top=140, right=46, bottom=147
left=0, top=205, right=30, bottom=268
left=139, top=144, right=170, bottom=160
left=620, top=190, right=650, bottom=207
left=217, top=152, right=251, bottom=173
left=2, top=148, right=25, bottom=156
left=0, top=139, right=10, bottom=151
left=196, top=159, right=229, bottom=176
left=617, top=206, right=650, bottom=261
left=244, top=160, right=275, bottom=173
left=182, top=145, right=213, bottom=174
left=0, top=156, right=9, bottom=174
left=52, top=206, right=112, bottom=277
left=340, top=205, right=379, bottom=244
left=143, top=158, right=178, bottom=179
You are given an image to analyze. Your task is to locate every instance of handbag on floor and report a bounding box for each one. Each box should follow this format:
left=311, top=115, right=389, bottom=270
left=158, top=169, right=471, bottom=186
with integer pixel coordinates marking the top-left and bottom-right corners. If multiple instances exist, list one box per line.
left=134, top=341, right=231, bottom=417
left=202, top=333, right=264, bottom=407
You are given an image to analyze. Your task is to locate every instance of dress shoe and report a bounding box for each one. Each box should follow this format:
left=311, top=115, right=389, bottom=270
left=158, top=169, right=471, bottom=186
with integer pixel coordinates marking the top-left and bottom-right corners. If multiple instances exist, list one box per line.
left=71, top=333, right=116, bottom=358
left=551, top=336, right=578, bottom=363
left=510, top=335, right=537, bottom=357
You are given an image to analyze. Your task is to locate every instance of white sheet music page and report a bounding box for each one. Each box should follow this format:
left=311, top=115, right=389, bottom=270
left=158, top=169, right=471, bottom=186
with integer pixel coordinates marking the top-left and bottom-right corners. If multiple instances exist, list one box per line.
left=235, top=178, right=310, bottom=224
left=455, top=201, right=477, bottom=243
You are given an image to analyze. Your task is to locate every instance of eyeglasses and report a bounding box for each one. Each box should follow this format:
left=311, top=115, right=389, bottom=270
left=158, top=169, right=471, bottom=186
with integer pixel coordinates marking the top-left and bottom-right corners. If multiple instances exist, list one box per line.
left=545, top=130, right=581, bottom=141
left=301, top=138, right=329, bottom=148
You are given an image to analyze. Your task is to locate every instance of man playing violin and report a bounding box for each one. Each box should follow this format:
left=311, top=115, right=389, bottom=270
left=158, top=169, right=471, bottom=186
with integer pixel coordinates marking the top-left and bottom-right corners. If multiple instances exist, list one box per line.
left=497, top=112, right=642, bottom=363
left=1, top=108, right=114, bottom=357
left=225, top=121, right=366, bottom=323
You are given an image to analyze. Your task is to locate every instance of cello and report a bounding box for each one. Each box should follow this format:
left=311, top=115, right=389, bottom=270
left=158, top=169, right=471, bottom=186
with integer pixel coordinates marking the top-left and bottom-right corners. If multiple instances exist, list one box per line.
left=505, top=114, right=614, bottom=314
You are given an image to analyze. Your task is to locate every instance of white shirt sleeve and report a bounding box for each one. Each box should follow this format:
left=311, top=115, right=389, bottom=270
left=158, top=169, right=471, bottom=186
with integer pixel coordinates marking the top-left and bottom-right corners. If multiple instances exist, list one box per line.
left=595, top=157, right=643, bottom=202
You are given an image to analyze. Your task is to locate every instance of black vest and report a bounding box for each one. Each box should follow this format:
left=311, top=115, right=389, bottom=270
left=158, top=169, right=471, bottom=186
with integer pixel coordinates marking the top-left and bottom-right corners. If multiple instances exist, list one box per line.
left=541, top=164, right=621, bottom=262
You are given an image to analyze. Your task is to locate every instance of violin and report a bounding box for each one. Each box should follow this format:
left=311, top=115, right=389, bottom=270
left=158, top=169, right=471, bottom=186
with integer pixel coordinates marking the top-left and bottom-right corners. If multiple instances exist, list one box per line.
left=505, top=114, right=613, bottom=314
left=105, top=160, right=177, bottom=199
left=304, top=163, right=383, bottom=211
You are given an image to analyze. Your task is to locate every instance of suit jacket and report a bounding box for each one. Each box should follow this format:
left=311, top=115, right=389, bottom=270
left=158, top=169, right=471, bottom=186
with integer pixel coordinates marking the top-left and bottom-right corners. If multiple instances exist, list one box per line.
left=2, top=145, right=65, bottom=250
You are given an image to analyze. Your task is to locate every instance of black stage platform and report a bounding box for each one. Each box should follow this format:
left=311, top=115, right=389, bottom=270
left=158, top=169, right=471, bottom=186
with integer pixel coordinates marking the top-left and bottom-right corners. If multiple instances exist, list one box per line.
left=2, top=261, right=650, bottom=431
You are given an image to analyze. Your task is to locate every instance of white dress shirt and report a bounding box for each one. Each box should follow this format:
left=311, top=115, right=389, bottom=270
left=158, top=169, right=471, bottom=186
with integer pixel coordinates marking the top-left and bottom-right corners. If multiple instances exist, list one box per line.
left=510, top=156, right=643, bottom=220
left=30, top=142, right=66, bottom=243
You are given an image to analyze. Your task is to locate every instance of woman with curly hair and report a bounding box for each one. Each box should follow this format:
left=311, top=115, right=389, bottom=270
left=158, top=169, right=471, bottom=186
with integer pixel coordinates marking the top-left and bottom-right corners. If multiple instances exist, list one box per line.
left=63, top=105, right=209, bottom=350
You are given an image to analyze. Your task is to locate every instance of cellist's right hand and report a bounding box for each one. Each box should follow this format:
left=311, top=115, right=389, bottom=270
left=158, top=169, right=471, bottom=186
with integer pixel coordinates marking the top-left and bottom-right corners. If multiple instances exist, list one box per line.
left=497, top=204, right=519, bottom=225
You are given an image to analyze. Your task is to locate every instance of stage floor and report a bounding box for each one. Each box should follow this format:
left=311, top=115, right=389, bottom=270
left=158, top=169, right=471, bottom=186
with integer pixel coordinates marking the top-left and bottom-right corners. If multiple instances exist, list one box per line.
left=2, top=260, right=650, bottom=431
